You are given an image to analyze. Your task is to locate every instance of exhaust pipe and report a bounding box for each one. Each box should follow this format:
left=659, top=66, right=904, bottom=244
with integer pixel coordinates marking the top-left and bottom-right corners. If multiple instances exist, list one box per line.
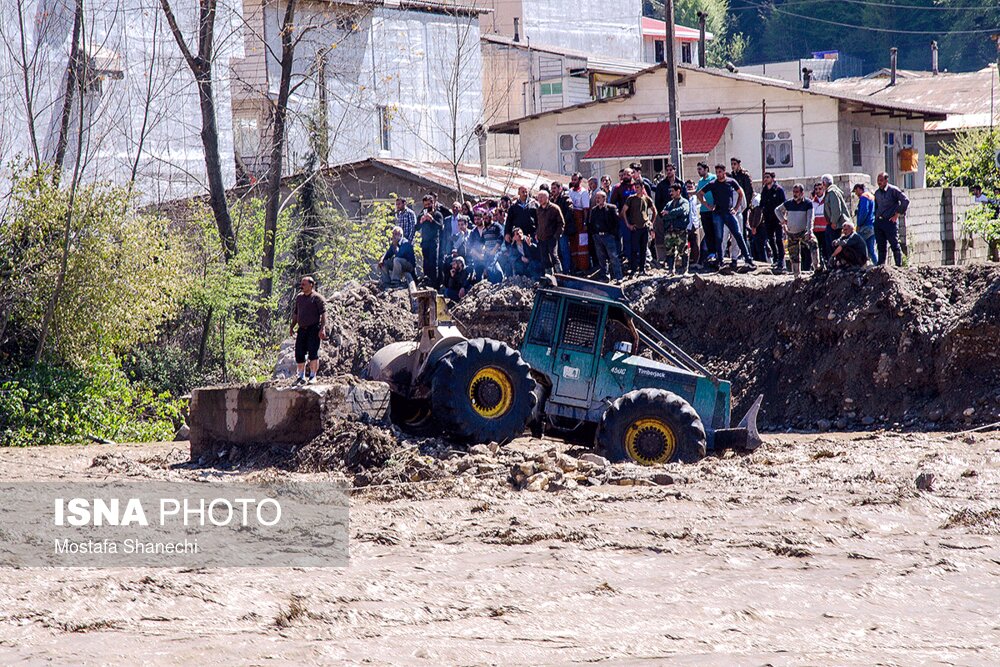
left=513, top=17, right=520, bottom=42
left=890, top=47, right=898, bottom=86
left=931, top=40, right=939, bottom=75
left=802, top=67, right=812, bottom=89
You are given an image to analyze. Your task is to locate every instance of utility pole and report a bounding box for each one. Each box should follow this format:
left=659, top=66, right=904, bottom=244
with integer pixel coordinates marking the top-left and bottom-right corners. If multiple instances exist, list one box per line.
left=760, top=99, right=767, bottom=178
left=665, top=0, right=683, bottom=179
left=697, top=11, right=707, bottom=68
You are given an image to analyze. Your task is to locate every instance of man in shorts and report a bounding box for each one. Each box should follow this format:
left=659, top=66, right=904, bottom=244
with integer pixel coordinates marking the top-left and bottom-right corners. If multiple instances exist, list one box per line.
left=290, top=276, right=328, bottom=385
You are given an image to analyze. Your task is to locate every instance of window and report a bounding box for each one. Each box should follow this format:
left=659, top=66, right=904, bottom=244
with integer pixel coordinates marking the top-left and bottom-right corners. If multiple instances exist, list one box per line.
left=540, top=81, right=563, bottom=96
left=529, top=296, right=560, bottom=346
left=654, top=40, right=665, bottom=63
left=558, top=133, right=596, bottom=178
left=883, top=131, right=896, bottom=184
left=377, top=106, right=391, bottom=152
left=681, top=42, right=693, bottom=64
left=560, top=302, right=602, bottom=351
left=902, top=133, right=915, bottom=189
left=851, top=129, right=862, bottom=167
left=764, top=131, right=793, bottom=168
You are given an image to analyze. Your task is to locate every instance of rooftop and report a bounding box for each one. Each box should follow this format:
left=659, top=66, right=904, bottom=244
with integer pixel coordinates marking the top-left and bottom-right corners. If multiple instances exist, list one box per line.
left=316, top=158, right=566, bottom=198
left=640, top=17, right=713, bottom=42
left=481, top=33, right=647, bottom=77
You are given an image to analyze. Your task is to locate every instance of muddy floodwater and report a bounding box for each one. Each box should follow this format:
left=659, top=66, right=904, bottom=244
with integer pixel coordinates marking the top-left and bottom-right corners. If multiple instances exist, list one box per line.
left=0, top=430, right=997, bottom=665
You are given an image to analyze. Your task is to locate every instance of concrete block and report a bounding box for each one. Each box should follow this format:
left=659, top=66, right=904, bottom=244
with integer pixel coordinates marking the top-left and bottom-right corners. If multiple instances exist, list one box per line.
left=189, top=380, right=390, bottom=461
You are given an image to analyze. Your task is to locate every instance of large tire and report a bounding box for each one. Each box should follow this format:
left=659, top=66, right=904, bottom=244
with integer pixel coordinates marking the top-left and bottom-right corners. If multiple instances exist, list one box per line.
left=597, top=389, right=707, bottom=465
left=430, top=338, right=537, bottom=444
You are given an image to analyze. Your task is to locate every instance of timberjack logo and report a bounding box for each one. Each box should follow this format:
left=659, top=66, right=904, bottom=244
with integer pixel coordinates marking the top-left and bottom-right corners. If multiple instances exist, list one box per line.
left=53, top=498, right=282, bottom=527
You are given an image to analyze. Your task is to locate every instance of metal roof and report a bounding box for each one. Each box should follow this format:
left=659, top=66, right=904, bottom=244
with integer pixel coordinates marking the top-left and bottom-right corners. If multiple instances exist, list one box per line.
left=318, top=158, right=566, bottom=198
left=582, top=118, right=730, bottom=160
left=813, top=66, right=997, bottom=132
left=640, top=18, right=713, bottom=41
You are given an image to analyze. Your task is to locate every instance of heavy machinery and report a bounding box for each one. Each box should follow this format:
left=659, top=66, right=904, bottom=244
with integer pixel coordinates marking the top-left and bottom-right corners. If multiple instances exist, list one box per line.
left=367, top=276, right=762, bottom=465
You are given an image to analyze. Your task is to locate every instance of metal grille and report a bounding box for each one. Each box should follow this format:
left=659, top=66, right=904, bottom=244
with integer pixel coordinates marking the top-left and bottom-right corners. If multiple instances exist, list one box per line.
left=561, top=303, right=600, bottom=350
left=529, top=297, right=559, bottom=346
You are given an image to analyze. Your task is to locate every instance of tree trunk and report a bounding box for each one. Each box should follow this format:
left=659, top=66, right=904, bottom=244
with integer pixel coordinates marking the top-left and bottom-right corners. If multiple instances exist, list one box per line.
left=159, top=0, right=236, bottom=261
left=50, top=0, right=83, bottom=182
left=258, top=0, right=297, bottom=329
left=196, top=308, right=213, bottom=369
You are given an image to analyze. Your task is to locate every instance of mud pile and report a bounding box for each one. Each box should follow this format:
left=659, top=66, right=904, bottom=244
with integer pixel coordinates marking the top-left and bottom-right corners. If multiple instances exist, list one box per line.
left=632, top=265, right=1000, bottom=430
left=274, top=283, right=416, bottom=378
left=452, top=276, right=537, bottom=346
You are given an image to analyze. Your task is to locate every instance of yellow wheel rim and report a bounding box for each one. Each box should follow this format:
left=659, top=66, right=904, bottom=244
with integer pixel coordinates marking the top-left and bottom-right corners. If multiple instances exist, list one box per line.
left=625, top=418, right=676, bottom=465
left=468, top=367, right=514, bottom=419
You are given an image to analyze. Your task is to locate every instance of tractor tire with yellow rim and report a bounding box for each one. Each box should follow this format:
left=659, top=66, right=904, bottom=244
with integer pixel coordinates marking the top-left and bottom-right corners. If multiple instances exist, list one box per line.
left=597, top=389, right=706, bottom=465
left=430, top=338, right=537, bottom=444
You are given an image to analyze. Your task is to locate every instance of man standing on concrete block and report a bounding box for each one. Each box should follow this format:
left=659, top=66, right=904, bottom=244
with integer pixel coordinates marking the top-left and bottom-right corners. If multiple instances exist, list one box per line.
left=290, top=276, right=328, bottom=385
left=873, top=172, right=910, bottom=267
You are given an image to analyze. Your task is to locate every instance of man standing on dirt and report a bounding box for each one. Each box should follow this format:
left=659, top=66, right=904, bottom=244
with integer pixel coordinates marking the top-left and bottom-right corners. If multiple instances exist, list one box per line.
left=873, top=172, right=909, bottom=266
left=534, top=190, right=565, bottom=275
left=697, top=165, right=755, bottom=270
left=775, top=183, right=818, bottom=278
left=290, top=276, right=328, bottom=385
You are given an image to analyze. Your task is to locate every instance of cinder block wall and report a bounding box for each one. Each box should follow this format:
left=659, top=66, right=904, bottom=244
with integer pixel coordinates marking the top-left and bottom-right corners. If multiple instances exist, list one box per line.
left=901, top=188, right=985, bottom=266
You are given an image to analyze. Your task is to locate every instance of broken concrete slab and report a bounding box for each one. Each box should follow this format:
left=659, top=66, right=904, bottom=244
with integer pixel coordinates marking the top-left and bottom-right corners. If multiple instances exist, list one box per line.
left=189, top=379, right=390, bottom=461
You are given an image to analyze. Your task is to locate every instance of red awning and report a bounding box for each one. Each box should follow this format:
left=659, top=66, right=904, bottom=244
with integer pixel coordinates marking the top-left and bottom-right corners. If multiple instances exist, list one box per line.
left=582, top=118, right=729, bottom=161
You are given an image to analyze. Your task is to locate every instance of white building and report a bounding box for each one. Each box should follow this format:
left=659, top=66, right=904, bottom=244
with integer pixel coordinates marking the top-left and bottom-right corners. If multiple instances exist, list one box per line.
left=232, top=0, right=488, bottom=181
left=479, top=0, right=643, bottom=62
left=0, top=0, right=243, bottom=202
left=639, top=18, right=710, bottom=67
left=491, top=63, right=946, bottom=186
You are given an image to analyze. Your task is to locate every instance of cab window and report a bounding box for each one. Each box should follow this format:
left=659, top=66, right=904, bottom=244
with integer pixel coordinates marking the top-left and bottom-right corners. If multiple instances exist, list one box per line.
left=560, top=302, right=602, bottom=352
left=528, top=295, right=559, bottom=346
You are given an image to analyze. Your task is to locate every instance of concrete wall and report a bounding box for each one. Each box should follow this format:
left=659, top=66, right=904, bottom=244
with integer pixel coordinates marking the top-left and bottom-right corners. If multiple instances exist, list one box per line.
left=901, top=188, right=985, bottom=266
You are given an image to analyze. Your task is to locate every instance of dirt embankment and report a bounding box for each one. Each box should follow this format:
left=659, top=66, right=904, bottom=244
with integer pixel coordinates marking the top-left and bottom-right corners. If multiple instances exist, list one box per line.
left=278, top=266, right=1000, bottom=432
left=632, top=265, right=1000, bottom=430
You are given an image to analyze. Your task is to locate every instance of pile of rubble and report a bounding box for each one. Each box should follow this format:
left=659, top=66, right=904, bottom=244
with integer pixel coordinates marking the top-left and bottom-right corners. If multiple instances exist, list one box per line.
left=274, top=282, right=416, bottom=379
left=452, top=276, right=537, bottom=346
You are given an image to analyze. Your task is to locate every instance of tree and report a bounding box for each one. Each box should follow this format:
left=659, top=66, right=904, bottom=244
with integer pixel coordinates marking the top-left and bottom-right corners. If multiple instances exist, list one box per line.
left=927, top=128, right=1000, bottom=261
left=159, top=0, right=237, bottom=260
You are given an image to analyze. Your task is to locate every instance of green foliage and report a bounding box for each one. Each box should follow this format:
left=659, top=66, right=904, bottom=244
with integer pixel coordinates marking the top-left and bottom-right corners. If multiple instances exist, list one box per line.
left=728, top=0, right=1000, bottom=73
left=926, top=128, right=999, bottom=192
left=963, top=202, right=1000, bottom=249
left=0, top=166, right=190, bottom=364
left=643, top=0, right=749, bottom=66
left=182, top=198, right=295, bottom=384
left=0, top=358, right=183, bottom=447
left=307, top=192, right=395, bottom=286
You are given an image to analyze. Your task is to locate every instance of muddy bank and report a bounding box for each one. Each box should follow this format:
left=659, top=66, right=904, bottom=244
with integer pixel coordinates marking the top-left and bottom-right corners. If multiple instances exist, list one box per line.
left=632, top=265, right=1000, bottom=429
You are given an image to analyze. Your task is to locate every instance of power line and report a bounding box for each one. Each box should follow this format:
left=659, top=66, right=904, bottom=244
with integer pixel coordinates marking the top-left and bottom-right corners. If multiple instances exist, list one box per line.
left=734, top=0, right=1000, bottom=10
left=742, top=1, right=1000, bottom=34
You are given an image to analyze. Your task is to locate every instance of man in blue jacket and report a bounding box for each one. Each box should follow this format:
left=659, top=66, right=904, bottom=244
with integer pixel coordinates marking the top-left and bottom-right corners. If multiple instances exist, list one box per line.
left=852, top=183, right=877, bottom=263
left=379, top=226, right=416, bottom=287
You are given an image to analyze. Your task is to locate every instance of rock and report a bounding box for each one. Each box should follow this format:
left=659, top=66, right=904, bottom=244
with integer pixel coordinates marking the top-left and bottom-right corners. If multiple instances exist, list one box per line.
left=579, top=453, right=611, bottom=468
left=861, top=416, right=876, bottom=426
left=816, top=419, right=832, bottom=431
left=525, top=472, right=554, bottom=492
left=834, top=418, right=847, bottom=430
left=553, top=453, right=579, bottom=472
left=174, top=424, right=191, bottom=441
left=915, top=472, right=935, bottom=492
left=651, top=473, right=674, bottom=486
left=928, top=408, right=944, bottom=421
left=963, top=407, right=976, bottom=417
left=469, top=444, right=491, bottom=457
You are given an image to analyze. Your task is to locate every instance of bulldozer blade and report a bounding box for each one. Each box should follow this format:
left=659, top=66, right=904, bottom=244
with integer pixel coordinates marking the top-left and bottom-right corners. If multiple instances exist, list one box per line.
left=737, top=394, right=764, bottom=451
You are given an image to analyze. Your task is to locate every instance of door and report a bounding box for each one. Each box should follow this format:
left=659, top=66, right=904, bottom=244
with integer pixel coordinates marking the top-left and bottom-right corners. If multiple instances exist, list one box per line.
left=552, top=301, right=603, bottom=402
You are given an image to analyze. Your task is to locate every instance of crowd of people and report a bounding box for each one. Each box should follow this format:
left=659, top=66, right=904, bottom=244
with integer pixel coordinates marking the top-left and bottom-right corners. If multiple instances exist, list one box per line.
left=379, top=158, right=927, bottom=298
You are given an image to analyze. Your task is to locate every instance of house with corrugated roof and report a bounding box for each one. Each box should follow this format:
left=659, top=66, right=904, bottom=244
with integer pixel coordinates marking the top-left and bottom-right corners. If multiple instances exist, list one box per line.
left=491, top=62, right=949, bottom=187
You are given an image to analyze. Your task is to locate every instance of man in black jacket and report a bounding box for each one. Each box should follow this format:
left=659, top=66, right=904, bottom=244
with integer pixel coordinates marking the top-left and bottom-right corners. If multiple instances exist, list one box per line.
left=758, top=172, right=786, bottom=269
left=587, top=190, right=622, bottom=282
left=417, top=194, right=444, bottom=287
left=654, top=162, right=684, bottom=212
left=505, top=185, right=537, bottom=240
left=551, top=181, right=576, bottom=273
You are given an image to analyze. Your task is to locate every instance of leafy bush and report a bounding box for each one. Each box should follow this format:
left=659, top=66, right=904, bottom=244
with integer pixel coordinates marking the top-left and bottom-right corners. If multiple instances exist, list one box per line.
left=0, top=358, right=183, bottom=447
